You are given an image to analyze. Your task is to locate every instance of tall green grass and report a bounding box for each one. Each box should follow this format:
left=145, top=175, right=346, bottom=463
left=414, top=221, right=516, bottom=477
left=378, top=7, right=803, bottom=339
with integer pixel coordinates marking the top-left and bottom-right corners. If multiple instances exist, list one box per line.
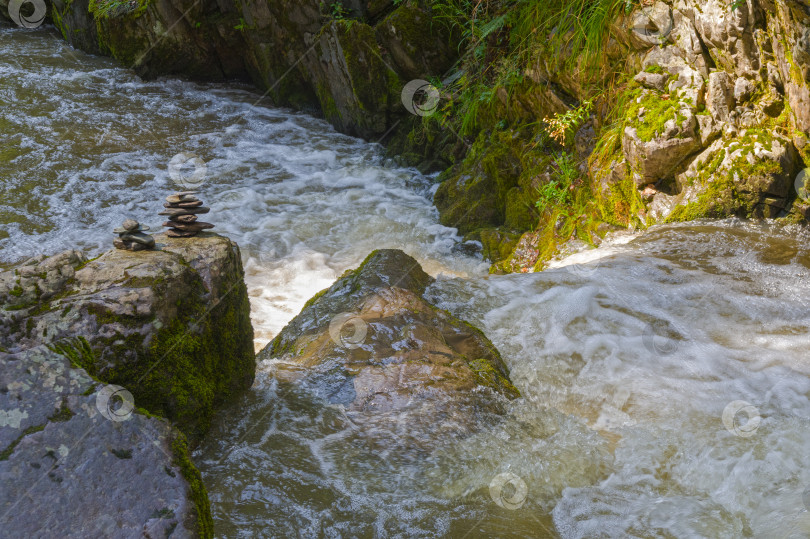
left=429, top=0, right=636, bottom=136
left=508, top=0, right=633, bottom=67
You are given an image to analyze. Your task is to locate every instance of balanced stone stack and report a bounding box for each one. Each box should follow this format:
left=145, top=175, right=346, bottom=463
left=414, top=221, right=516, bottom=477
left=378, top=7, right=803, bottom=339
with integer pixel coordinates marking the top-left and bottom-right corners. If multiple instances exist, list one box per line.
left=159, top=191, right=214, bottom=238
left=113, top=219, right=155, bottom=251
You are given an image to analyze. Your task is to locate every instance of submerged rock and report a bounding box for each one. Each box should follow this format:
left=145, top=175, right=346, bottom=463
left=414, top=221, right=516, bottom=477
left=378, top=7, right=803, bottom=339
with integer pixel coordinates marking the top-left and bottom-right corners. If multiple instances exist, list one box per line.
left=257, top=249, right=518, bottom=412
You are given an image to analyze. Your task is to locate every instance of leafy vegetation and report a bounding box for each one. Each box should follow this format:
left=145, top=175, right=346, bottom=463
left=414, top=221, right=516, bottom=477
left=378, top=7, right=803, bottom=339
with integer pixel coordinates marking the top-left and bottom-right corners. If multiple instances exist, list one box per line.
left=88, top=0, right=146, bottom=19
left=321, top=1, right=350, bottom=20
left=544, top=100, right=593, bottom=145
left=49, top=336, right=97, bottom=376
left=427, top=0, right=638, bottom=135
left=535, top=152, right=580, bottom=215
left=410, top=0, right=644, bottom=269
left=404, top=0, right=761, bottom=270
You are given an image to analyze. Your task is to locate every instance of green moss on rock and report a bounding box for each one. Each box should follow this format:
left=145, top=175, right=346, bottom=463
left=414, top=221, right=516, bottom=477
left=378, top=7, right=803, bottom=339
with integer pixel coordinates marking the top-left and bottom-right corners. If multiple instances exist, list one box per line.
left=625, top=88, right=686, bottom=143
left=667, top=130, right=793, bottom=221
left=170, top=431, right=213, bottom=539
left=479, top=227, right=523, bottom=263
left=98, top=273, right=254, bottom=442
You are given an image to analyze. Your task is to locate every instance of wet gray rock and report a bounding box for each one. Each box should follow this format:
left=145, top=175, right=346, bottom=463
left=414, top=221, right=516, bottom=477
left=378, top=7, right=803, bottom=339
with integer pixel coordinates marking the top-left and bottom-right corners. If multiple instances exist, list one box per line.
left=0, top=345, right=206, bottom=537
left=51, top=0, right=457, bottom=141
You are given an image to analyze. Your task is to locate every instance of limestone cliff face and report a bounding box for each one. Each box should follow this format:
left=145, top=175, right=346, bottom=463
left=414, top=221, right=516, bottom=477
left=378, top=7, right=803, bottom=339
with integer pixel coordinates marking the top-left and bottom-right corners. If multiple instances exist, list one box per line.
left=433, top=0, right=810, bottom=272
left=603, top=0, right=810, bottom=222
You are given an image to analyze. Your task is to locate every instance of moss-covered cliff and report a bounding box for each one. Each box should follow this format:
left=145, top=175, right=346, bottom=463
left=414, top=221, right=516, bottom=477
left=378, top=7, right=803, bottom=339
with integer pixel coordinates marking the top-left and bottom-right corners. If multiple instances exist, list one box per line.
left=402, top=0, right=810, bottom=272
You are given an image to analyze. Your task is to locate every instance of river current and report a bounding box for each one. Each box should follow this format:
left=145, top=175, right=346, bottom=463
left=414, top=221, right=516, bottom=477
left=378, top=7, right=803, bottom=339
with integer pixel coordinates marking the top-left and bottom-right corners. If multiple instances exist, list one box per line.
left=3, top=27, right=810, bottom=538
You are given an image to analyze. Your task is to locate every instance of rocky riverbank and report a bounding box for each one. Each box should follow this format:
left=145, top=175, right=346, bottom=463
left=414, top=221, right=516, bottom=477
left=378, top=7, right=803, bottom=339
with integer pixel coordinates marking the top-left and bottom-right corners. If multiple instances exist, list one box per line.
left=1, top=239, right=520, bottom=536
left=0, top=232, right=255, bottom=439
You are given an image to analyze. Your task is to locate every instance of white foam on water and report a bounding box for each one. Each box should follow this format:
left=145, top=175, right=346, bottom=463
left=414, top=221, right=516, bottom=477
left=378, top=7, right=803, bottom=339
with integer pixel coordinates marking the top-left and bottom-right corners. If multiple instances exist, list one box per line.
left=427, top=220, right=810, bottom=537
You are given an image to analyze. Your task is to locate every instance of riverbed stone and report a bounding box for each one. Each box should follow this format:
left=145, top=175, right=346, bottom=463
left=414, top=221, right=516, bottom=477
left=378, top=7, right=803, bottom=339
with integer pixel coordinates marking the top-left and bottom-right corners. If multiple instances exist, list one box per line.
left=258, top=249, right=519, bottom=413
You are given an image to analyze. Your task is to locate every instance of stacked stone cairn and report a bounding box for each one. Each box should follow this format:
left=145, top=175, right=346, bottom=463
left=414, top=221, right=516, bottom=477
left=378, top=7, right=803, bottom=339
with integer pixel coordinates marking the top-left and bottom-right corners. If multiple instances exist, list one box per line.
left=113, top=219, right=155, bottom=251
left=159, top=191, right=214, bottom=238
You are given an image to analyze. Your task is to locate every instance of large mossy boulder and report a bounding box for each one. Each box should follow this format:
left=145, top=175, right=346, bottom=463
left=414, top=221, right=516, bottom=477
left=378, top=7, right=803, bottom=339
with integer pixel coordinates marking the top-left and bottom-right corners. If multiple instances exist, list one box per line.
left=0, top=345, right=211, bottom=537
left=0, top=233, right=255, bottom=442
left=622, top=88, right=703, bottom=186
left=257, top=249, right=518, bottom=412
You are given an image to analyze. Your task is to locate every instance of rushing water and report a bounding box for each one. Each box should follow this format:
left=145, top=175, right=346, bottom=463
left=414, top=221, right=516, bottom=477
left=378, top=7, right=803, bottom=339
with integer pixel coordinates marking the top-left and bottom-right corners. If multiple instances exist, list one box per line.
left=0, top=27, right=484, bottom=351
left=4, top=28, right=810, bottom=538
